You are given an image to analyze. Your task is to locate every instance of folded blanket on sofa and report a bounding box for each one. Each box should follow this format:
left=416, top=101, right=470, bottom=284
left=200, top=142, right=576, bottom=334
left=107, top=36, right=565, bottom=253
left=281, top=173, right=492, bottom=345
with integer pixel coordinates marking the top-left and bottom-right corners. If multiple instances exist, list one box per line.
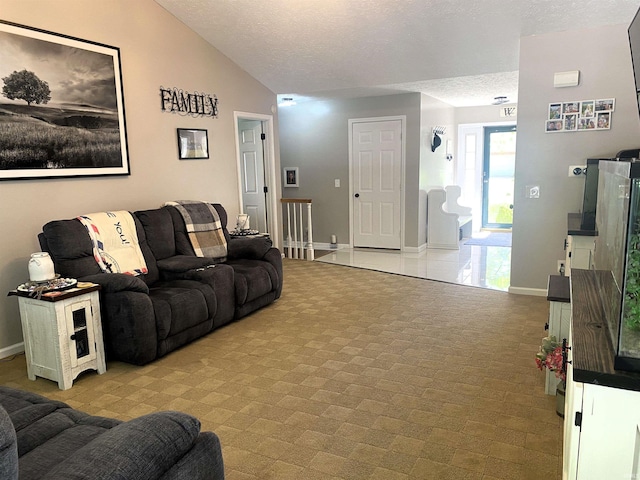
left=165, top=200, right=227, bottom=261
left=77, top=211, right=148, bottom=276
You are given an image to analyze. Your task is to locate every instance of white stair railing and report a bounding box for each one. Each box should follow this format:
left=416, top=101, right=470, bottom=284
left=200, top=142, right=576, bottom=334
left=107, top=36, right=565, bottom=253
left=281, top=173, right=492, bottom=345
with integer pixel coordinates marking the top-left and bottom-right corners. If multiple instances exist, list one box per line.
left=281, top=198, right=314, bottom=260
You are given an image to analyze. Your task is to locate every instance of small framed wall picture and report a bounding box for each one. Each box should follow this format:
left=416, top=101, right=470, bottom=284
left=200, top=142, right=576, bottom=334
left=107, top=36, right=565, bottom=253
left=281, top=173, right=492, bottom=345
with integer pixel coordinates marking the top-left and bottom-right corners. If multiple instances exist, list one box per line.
left=283, top=167, right=299, bottom=187
left=177, top=128, right=209, bottom=159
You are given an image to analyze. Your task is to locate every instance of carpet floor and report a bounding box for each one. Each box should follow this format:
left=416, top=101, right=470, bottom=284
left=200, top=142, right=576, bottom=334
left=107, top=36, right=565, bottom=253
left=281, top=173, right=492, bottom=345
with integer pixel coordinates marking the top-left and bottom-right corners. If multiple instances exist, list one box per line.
left=0, top=259, right=561, bottom=479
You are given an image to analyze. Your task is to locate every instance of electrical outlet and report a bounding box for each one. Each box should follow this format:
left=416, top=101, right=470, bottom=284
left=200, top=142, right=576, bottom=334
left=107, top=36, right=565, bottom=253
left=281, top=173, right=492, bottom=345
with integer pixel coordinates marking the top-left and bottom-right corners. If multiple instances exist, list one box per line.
left=568, top=165, right=587, bottom=177
left=557, top=260, right=566, bottom=275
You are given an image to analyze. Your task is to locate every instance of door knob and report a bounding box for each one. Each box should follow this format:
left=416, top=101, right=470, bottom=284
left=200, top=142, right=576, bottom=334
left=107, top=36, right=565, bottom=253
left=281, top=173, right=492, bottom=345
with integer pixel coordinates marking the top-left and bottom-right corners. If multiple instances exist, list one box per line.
left=355, top=193, right=360, bottom=198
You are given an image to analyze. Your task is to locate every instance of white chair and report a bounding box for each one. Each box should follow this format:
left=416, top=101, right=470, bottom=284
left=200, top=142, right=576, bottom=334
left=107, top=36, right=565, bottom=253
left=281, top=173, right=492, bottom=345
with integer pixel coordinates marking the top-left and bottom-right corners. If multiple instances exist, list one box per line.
left=427, top=188, right=473, bottom=249
left=445, top=185, right=473, bottom=240
left=445, top=185, right=472, bottom=216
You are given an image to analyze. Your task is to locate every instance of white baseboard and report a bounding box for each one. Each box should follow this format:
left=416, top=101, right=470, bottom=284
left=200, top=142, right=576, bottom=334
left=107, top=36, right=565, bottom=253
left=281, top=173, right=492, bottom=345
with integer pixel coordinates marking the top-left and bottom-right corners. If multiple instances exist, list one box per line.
left=284, top=241, right=348, bottom=251
left=508, top=286, right=547, bottom=297
left=402, top=244, right=427, bottom=253
left=0, top=342, right=24, bottom=359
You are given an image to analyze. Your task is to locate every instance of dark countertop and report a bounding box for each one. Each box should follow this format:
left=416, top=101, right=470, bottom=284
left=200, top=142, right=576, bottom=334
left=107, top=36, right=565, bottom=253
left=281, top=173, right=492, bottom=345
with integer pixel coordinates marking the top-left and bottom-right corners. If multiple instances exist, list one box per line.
left=547, top=275, right=570, bottom=303
left=567, top=212, right=597, bottom=236
left=570, top=269, right=640, bottom=391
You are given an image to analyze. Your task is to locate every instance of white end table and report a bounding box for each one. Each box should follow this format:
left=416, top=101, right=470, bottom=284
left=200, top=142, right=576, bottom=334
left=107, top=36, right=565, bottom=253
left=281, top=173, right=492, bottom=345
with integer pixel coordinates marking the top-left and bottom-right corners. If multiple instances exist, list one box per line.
left=10, top=283, right=106, bottom=390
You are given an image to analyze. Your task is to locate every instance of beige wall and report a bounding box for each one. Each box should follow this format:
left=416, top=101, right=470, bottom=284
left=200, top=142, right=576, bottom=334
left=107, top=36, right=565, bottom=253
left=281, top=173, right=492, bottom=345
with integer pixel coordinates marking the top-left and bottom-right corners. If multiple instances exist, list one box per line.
left=511, top=23, right=640, bottom=292
left=0, top=0, right=279, bottom=353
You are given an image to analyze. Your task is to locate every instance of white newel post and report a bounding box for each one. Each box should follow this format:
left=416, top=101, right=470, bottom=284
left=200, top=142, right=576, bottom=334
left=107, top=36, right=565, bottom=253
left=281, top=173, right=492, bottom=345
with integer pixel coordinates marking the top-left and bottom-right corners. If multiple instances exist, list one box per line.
left=286, top=203, right=293, bottom=259
left=306, top=202, right=314, bottom=261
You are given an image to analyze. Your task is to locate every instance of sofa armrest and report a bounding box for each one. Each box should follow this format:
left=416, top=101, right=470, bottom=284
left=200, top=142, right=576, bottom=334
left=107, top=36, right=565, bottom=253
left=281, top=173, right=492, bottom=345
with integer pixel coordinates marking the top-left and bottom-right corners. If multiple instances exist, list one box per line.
left=263, top=247, right=283, bottom=299
left=227, top=236, right=272, bottom=260
left=46, top=411, right=204, bottom=480
left=79, top=273, right=149, bottom=294
left=159, top=431, right=224, bottom=480
left=0, top=405, right=18, bottom=480
left=100, top=291, right=157, bottom=365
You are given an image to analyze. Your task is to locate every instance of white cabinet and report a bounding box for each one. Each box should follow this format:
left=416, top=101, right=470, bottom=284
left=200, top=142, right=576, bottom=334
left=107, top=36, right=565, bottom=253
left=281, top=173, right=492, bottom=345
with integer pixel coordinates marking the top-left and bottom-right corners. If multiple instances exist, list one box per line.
left=563, top=339, right=582, bottom=480
left=563, top=330, right=640, bottom=480
left=15, top=285, right=106, bottom=390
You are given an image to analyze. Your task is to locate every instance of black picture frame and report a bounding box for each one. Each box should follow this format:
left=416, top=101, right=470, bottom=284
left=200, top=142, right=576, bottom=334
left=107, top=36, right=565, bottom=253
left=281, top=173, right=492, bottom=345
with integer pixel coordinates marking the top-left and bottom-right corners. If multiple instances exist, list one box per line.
left=0, top=20, right=129, bottom=180
left=177, top=128, right=209, bottom=159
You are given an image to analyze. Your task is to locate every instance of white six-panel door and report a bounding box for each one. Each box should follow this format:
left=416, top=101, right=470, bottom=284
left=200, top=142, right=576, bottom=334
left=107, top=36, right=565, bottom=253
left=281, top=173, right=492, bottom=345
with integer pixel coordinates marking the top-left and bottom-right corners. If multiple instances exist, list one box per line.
left=238, top=119, right=267, bottom=232
left=351, top=119, right=402, bottom=249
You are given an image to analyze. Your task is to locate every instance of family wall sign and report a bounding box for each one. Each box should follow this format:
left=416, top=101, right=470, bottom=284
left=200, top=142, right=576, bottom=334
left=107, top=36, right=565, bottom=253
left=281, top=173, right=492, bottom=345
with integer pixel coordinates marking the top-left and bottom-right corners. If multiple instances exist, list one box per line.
left=160, top=86, right=219, bottom=118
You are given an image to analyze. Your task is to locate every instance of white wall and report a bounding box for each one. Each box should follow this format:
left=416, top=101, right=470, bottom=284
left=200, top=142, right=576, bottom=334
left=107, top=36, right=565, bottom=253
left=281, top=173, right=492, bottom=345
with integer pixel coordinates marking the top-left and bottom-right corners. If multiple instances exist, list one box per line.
left=511, top=23, right=640, bottom=292
left=419, top=94, right=456, bottom=247
left=0, top=0, right=279, bottom=353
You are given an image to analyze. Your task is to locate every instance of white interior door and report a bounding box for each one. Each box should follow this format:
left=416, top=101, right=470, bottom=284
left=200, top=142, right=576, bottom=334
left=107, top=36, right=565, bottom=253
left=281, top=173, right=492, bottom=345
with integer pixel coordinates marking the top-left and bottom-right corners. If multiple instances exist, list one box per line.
left=351, top=119, right=402, bottom=249
left=238, top=119, right=267, bottom=232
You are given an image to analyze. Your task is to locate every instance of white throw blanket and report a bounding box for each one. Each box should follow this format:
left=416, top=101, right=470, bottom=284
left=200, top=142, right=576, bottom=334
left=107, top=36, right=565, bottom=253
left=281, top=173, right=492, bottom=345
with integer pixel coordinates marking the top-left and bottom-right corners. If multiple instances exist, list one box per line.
left=77, top=211, right=148, bottom=276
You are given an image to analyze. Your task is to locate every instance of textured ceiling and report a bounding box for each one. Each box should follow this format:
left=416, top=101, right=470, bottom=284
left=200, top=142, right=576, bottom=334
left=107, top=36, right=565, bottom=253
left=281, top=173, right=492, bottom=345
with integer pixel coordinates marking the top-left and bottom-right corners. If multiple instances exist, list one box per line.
left=155, top=0, right=640, bottom=106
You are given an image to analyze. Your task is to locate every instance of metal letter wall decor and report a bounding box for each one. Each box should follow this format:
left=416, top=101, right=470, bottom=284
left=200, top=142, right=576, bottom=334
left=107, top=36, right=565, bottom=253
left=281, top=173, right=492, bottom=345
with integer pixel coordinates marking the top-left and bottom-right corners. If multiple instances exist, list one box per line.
left=159, top=86, right=219, bottom=118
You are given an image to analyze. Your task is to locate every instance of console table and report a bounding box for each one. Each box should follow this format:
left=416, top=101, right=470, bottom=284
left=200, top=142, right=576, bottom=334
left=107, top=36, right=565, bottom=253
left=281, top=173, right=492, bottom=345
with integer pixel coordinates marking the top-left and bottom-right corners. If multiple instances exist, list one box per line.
left=564, top=269, right=640, bottom=479
left=9, top=283, right=106, bottom=390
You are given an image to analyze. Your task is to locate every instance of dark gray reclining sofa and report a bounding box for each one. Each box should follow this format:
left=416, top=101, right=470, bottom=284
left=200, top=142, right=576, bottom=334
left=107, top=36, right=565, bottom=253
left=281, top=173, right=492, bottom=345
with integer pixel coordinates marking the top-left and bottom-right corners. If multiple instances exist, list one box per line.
left=0, top=386, right=224, bottom=480
left=38, top=203, right=282, bottom=365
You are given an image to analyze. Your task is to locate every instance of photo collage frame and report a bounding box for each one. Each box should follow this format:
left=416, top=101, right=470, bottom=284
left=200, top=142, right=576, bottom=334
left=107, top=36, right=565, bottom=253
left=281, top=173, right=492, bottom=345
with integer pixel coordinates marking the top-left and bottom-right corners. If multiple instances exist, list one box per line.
left=546, top=98, right=615, bottom=133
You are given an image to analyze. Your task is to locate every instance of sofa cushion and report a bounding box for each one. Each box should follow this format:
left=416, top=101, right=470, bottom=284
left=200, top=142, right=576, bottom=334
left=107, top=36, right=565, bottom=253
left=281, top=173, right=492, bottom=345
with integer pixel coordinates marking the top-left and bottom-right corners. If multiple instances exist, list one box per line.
left=19, top=421, right=108, bottom=478
left=150, top=285, right=210, bottom=340
left=0, top=405, right=18, bottom=480
left=0, top=387, right=68, bottom=416
left=135, top=208, right=177, bottom=261
left=227, top=259, right=277, bottom=305
left=40, top=219, right=102, bottom=278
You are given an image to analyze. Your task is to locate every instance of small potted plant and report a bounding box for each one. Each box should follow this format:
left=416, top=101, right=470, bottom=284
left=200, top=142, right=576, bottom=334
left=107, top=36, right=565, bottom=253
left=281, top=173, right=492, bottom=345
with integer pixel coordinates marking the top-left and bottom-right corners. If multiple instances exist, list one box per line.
left=535, top=335, right=566, bottom=417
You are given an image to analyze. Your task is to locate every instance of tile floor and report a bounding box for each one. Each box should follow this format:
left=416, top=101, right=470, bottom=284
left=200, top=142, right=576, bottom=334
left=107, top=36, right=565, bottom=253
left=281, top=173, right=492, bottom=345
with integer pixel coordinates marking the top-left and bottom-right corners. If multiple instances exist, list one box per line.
left=317, top=232, right=512, bottom=292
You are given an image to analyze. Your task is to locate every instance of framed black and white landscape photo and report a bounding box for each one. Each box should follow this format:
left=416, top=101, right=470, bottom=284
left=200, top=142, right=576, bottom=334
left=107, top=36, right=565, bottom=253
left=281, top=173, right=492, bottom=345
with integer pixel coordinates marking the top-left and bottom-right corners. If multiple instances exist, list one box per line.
left=0, top=21, right=129, bottom=179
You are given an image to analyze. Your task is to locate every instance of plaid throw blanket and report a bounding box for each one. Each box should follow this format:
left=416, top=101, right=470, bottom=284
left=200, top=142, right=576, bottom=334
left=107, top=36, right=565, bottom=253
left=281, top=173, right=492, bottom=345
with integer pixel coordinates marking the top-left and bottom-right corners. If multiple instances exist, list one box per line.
left=77, top=211, right=148, bottom=276
left=165, top=201, right=227, bottom=260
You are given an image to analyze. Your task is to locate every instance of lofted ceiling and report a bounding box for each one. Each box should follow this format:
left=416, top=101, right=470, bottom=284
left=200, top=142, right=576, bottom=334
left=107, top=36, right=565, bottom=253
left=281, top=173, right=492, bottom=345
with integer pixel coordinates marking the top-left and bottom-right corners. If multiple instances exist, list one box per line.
left=155, top=0, right=640, bottom=107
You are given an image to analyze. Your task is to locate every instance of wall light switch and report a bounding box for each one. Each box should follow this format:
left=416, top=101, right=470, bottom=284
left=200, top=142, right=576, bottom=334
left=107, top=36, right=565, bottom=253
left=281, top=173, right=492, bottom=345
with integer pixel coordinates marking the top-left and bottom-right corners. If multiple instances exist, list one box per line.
left=335, top=179, right=340, bottom=188
left=526, top=185, right=540, bottom=199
